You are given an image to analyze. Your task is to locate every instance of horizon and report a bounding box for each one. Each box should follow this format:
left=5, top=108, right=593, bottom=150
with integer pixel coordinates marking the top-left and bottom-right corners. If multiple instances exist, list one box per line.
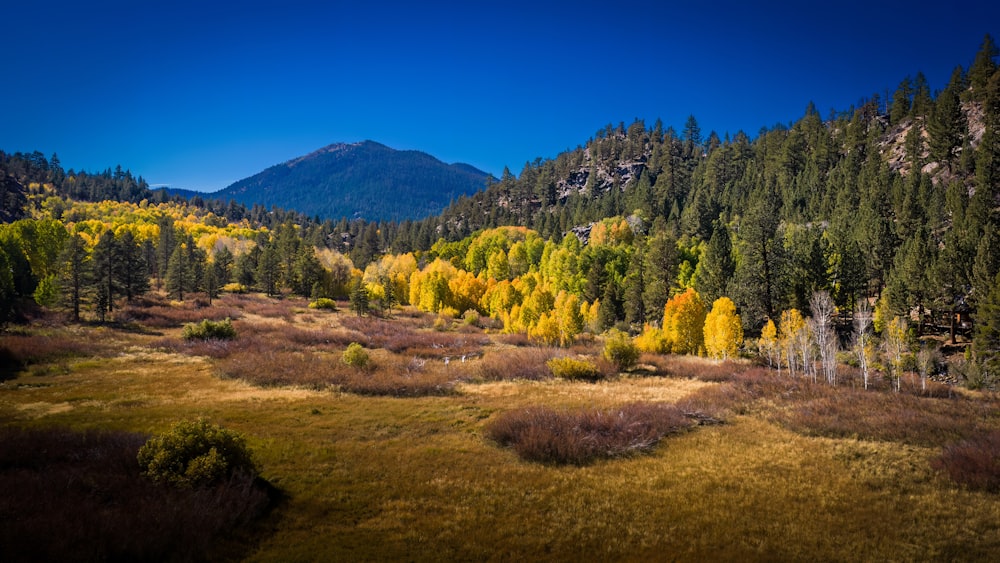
left=2, top=1, right=998, bottom=192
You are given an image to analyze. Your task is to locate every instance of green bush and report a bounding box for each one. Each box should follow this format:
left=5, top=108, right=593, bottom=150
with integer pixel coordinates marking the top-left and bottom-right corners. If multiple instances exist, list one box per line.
left=342, top=342, right=370, bottom=369
left=462, top=309, right=481, bottom=326
left=181, top=318, right=237, bottom=341
left=308, top=298, right=338, bottom=311
left=603, top=329, right=639, bottom=372
left=137, top=419, right=258, bottom=488
left=547, top=356, right=602, bottom=381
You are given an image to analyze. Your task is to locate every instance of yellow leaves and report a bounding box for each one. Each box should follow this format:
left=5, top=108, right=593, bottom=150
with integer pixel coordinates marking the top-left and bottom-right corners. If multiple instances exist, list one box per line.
left=703, top=297, right=743, bottom=360
left=662, top=288, right=707, bottom=355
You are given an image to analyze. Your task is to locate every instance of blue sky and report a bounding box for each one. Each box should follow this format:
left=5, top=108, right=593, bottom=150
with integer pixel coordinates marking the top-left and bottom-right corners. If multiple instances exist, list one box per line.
left=2, top=1, right=998, bottom=192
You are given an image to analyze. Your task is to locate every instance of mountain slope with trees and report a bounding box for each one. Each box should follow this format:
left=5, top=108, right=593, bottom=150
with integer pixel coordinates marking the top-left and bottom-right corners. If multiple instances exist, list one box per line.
left=212, top=141, right=494, bottom=221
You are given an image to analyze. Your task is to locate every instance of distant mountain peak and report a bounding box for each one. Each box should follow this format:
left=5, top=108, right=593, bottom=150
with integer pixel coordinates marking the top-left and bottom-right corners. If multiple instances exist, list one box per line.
left=215, top=141, right=493, bottom=221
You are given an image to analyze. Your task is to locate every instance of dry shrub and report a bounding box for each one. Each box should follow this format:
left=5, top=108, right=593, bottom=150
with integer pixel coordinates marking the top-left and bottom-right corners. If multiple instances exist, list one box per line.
left=933, top=431, right=1000, bottom=492
left=217, top=349, right=336, bottom=389
left=476, top=347, right=560, bottom=381
left=775, top=388, right=993, bottom=447
left=339, top=315, right=486, bottom=357
left=118, top=302, right=241, bottom=328
left=496, top=333, right=530, bottom=347
left=221, top=294, right=299, bottom=320
left=335, top=354, right=457, bottom=397
left=0, top=427, right=274, bottom=562
left=485, top=402, right=696, bottom=465
left=216, top=348, right=456, bottom=397
left=642, top=354, right=749, bottom=381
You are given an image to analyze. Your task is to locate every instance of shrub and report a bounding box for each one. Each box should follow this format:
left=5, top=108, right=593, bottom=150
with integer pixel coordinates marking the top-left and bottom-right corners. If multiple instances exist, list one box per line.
left=341, top=342, right=370, bottom=369
left=547, top=356, right=602, bottom=381
left=603, top=329, right=639, bottom=371
left=137, top=419, right=259, bottom=488
left=462, top=309, right=481, bottom=326
left=933, top=431, right=1000, bottom=492
left=308, top=298, right=338, bottom=310
left=486, top=403, right=695, bottom=465
left=182, top=318, right=237, bottom=341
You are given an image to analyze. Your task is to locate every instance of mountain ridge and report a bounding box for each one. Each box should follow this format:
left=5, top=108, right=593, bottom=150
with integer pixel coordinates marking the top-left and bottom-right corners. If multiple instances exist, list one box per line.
left=207, top=140, right=493, bottom=221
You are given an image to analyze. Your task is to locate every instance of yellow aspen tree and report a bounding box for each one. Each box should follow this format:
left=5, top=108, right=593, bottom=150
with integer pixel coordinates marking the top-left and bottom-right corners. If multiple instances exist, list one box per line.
left=704, top=297, right=743, bottom=360
left=758, top=318, right=779, bottom=371
left=778, top=309, right=806, bottom=377
left=553, top=291, right=584, bottom=346
left=662, top=287, right=707, bottom=355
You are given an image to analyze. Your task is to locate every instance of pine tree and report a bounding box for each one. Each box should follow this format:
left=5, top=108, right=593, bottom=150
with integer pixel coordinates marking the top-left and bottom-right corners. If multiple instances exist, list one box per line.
left=116, top=230, right=149, bottom=302
left=695, top=223, right=734, bottom=305
left=91, top=230, right=118, bottom=321
left=60, top=234, right=89, bottom=322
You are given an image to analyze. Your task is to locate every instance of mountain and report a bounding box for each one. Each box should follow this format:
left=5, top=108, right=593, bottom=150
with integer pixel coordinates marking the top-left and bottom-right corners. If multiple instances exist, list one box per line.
left=212, top=141, right=493, bottom=221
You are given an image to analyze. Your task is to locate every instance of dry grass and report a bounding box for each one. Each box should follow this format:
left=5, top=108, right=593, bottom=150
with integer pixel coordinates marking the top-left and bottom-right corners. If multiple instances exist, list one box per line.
left=933, top=430, right=1000, bottom=492
left=4, top=305, right=1000, bottom=561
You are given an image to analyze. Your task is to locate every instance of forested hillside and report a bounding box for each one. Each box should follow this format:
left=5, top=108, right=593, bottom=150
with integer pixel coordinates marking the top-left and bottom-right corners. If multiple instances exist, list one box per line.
left=2, top=35, right=999, bottom=386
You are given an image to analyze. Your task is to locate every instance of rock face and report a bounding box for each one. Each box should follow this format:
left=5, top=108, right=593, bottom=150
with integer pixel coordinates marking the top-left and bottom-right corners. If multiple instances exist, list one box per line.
left=879, top=100, right=985, bottom=186
left=214, top=141, right=494, bottom=221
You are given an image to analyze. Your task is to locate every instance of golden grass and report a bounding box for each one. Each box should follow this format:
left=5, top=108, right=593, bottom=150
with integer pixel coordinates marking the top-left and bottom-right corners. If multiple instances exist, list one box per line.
left=3, top=298, right=1000, bottom=560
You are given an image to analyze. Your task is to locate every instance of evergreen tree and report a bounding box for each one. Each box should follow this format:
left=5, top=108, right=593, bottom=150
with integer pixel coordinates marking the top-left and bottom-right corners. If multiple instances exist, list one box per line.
left=642, top=227, right=677, bottom=323
left=91, top=230, right=118, bottom=321
left=116, top=230, right=149, bottom=302
left=973, top=271, right=1000, bottom=385
left=60, top=234, right=89, bottom=322
left=695, top=223, right=734, bottom=305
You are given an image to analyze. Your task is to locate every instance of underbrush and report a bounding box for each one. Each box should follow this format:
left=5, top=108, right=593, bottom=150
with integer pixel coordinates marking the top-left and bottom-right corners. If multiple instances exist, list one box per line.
left=0, top=426, right=274, bottom=562
left=476, top=347, right=561, bottom=381
left=339, top=315, right=487, bottom=358
left=118, top=295, right=241, bottom=328
left=485, top=402, right=697, bottom=465
left=0, top=331, right=113, bottom=379
left=216, top=349, right=457, bottom=397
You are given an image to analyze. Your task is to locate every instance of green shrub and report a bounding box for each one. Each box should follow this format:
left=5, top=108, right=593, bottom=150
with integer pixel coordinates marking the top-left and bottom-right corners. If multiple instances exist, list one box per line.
left=547, top=356, right=602, bottom=381
left=603, top=329, right=639, bottom=371
left=182, top=318, right=237, bottom=341
left=308, top=298, right=338, bottom=311
left=342, top=342, right=370, bottom=369
left=462, top=309, right=481, bottom=326
left=137, top=419, right=258, bottom=488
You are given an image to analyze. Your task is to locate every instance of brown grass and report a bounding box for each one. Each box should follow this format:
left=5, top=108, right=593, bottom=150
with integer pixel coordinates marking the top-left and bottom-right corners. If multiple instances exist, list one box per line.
left=485, top=402, right=696, bottom=465
left=0, top=426, right=275, bottom=562
left=339, top=315, right=487, bottom=358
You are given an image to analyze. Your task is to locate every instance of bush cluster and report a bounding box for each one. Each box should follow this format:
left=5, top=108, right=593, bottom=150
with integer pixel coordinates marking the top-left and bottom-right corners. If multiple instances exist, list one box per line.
left=137, top=419, right=259, bottom=488
left=182, top=318, right=237, bottom=341
left=308, top=297, right=338, bottom=310
left=603, top=329, right=639, bottom=371
left=547, top=356, right=602, bottom=381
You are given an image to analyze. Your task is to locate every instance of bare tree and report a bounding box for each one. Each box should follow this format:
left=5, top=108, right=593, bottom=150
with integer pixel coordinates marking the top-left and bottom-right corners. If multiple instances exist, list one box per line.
left=853, top=299, right=873, bottom=390
left=810, top=291, right=838, bottom=385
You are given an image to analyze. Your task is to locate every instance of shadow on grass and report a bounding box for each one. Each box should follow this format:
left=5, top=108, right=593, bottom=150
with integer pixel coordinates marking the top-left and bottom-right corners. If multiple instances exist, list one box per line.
left=0, top=426, right=283, bottom=562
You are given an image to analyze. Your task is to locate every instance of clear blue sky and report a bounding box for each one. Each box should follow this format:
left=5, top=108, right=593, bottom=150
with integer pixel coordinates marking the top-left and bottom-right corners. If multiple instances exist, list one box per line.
left=2, top=1, right=998, bottom=192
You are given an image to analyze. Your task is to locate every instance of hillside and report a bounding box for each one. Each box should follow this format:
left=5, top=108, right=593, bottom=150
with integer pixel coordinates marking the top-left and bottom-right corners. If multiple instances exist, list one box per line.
left=213, top=141, right=493, bottom=221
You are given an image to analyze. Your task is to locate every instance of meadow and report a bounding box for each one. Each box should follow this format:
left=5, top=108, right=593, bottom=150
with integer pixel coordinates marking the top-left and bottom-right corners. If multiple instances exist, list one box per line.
left=2, top=293, right=999, bottom=561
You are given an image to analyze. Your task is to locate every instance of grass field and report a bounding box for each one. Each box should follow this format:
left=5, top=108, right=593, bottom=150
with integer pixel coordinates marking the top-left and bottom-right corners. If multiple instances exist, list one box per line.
left=2, top=294, right=999, bottom=561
